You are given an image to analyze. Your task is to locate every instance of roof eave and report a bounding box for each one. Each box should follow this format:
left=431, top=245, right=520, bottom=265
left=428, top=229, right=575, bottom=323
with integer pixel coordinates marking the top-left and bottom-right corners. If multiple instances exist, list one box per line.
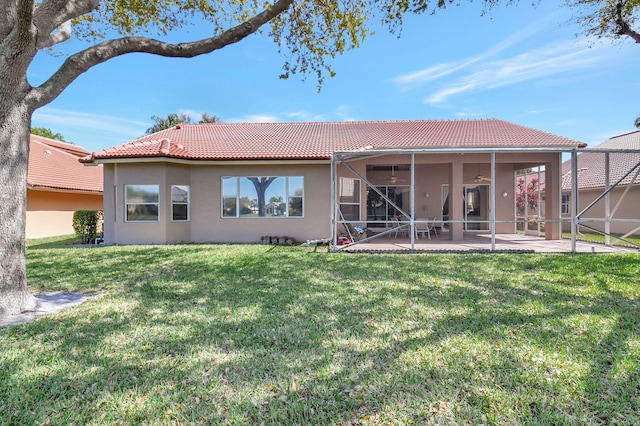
left=27, top=185, right=103, bottom=194
left=89, top=156, right=332, bottom=166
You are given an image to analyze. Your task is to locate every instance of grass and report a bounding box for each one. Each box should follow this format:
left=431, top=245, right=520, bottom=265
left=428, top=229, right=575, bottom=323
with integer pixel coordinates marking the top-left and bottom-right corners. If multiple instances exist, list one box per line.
left=562, top=231, right=640, bottom=248
left=1, top=236, right=639, bottom=425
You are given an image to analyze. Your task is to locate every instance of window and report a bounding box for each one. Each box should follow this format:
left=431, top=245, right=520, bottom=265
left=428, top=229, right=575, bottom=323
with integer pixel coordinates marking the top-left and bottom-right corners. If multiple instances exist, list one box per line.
left=339, top=177, right=361, bottom=221
left=125, top=185, right=159, bottom=222
left=171, top=185, right=189, bottom=221
left=367, top=185, right=410, bottom=224
left=222, top=177, right=304, bottom=218
left=561, top=194, right=570, bottom=215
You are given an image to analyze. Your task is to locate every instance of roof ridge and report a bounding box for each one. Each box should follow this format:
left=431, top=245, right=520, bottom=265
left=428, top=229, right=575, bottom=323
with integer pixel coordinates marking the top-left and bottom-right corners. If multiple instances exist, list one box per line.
left=30, top=135, right=90, bottom=155
left=181, top=118, right=505, bottom=127
left=610, top=130, right=640, bottom=140
left=31, top=138, right=84, bottom=159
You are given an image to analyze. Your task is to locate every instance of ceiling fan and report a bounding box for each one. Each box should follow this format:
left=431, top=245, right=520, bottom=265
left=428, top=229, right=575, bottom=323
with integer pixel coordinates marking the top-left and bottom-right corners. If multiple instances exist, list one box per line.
left=473, top=174, right=491, bottom=183
left=386, top=165, right=405, bottom=184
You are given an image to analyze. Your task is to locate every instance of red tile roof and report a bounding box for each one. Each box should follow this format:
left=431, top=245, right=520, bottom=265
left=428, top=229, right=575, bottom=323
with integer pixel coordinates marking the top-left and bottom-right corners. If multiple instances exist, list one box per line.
left=28, top=136, right=103, bottom=193
left=82, top=119, right=585, bottom=163
left=30, top=135, right=91, bottom=157
left=562, top=131, right=640, bottom=190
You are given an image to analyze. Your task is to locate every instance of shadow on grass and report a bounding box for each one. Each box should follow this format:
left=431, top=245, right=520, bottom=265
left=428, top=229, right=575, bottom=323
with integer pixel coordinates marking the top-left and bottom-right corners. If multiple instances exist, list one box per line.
left=26, top=234, right=80, bottom=249
left=2, top=246, right=639, bottom=424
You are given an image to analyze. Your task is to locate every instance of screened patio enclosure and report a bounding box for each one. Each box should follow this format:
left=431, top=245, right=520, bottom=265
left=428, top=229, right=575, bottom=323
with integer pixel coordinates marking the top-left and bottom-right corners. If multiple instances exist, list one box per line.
left=330, top=146, right=640, bottom=253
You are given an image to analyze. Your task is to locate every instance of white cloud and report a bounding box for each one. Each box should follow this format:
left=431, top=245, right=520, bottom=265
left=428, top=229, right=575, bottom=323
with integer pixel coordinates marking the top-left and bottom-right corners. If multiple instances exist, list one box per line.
left=32, top=107, right=148, bottom=137
left=394, top=12, right=563, bottom=91
left=424, top=40, right=606, bottom=104
left=286, top=111, right=327, bottom=121
left=228, top=114, right=279, bottom=123
left=228, top=107, right=357, bottom=124
left=392, top=7, right=614, bottom=105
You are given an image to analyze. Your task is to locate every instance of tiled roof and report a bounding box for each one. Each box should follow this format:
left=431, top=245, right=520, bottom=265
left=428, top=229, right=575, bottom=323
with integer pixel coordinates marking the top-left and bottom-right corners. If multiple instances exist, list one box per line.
left=30, top=135, right=91, bottom=157
left=82, top=119, right=585, bottom=163
left=28, top=136, right=103, bottom=193
left=562, top=131, right=640, bottom=190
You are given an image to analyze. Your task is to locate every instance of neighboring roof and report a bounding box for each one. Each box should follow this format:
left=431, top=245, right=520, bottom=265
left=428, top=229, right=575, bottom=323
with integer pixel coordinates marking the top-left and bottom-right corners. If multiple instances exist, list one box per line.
left=30, top=134, right=91, bottom=157
left=81, top=119, right=586, bottom=163
left=28, top=136, right=103, bottom=193
left=562, top=131, right=640, bottom=190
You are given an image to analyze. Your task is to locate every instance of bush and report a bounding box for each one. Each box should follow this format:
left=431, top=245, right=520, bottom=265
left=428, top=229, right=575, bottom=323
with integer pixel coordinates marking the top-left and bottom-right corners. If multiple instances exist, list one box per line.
left=72, top=210, right=103, bottom=244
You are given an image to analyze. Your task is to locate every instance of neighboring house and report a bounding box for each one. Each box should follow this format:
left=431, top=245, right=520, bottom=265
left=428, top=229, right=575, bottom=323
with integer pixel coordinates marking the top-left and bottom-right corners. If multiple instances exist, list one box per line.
left=561, top=130, right=640, bottom=237
left=27, top=135, right=103, bottom=238
left=80, top=119, right=585, bottom=245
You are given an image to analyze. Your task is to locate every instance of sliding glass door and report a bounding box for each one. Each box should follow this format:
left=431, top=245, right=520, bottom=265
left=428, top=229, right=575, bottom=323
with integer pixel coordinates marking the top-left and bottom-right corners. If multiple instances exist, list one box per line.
left=442, top=184, right=489, bottom=231
left=367, top=186, right=410, bottom=226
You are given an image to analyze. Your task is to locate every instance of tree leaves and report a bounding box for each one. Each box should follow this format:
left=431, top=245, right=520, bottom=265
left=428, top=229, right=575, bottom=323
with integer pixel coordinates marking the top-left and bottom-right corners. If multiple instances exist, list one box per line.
left=145, top=112, right=220, bottom=134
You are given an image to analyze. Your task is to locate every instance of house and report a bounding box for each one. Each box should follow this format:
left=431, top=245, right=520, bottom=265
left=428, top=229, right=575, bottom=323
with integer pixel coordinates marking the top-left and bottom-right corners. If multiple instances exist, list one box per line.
left=561, top=130, right=640, bottom=237
left=27, top=135, right=103, bottom=238
left=80, top=119, right=586, bottom=246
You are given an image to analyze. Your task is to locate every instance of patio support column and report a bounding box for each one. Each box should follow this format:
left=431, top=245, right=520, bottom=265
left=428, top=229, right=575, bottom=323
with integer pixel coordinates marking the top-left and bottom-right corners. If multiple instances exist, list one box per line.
left=410, top=153, right=416, bottom=248
left=490, top=152, right=496, bottom=250
left=544, top=154, right=563, bottom=240
left=330, top=155, right=337, bottom=247
left=449, top=158, right=464, bottom=241
left=571, top=150, right=578, bottom=252
left=605, top=152, right=610, bottom=246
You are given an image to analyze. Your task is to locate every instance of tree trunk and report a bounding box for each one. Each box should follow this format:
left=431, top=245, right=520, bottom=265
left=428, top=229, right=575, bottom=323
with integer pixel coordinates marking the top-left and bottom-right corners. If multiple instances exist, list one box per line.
left=0, top=100, right=38, bottom=316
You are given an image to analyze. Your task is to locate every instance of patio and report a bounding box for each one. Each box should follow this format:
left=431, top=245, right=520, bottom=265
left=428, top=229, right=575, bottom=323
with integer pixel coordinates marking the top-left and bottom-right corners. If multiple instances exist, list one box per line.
left=335, top=231, right=638, bottom=253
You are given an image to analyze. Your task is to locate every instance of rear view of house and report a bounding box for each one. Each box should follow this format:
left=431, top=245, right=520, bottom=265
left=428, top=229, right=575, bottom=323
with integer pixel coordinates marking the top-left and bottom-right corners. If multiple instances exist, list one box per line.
left=81, top=119, right=587, bottom=246
left=27, top=135, right=103, bottom=238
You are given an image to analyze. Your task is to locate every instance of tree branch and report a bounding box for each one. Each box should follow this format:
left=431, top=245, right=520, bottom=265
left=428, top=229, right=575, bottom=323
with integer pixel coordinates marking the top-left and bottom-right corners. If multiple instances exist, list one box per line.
left=33, top=0, right=100, bottom=47
left=36, top=20, right=71, bottom=49
left=27, top=0, right=294, bottom=109
left=614, top=2, right=640, bottom=43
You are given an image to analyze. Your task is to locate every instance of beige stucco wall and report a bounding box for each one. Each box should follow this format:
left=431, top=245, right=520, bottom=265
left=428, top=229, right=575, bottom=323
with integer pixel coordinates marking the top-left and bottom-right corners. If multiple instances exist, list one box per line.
left=563, top=185, right=640, bottom=236
left=104, top=163, right=169, bottom=245
left=102, top=151, right=564, bottom=244
left=26, top=189, right=103, bottom=238
left=103, top=162, right=331, bottom=245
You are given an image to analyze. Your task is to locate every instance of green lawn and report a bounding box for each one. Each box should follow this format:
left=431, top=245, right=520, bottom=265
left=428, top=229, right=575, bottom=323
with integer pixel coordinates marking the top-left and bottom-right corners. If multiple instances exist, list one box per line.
left=1, top=237, right=639, bottom=425
left=563, top=231, right=640, bottom=248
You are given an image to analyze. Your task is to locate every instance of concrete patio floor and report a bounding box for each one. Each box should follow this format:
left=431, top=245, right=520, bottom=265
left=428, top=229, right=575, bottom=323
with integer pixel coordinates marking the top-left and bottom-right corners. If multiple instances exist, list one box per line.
left=336, top=231, right=639, bottom=253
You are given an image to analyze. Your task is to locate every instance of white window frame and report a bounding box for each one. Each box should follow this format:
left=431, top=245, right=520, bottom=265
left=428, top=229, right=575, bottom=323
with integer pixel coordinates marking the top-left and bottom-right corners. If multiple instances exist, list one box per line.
left=561, top=194, right=571, bottom=215
left=339, top=177, right=361, bottom=221
left=124, top=184, right=160, bottom=222
left=171, top=185, right=190, bottom=222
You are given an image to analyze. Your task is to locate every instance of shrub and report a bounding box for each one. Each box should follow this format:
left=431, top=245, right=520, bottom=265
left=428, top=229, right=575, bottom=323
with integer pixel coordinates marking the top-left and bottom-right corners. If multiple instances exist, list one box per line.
left=72, top=210, right=103, bottom=244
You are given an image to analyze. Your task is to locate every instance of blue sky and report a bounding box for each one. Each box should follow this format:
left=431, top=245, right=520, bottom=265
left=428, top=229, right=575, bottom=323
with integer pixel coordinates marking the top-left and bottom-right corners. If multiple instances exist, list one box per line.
left=29, top=2, right=640, bottom=153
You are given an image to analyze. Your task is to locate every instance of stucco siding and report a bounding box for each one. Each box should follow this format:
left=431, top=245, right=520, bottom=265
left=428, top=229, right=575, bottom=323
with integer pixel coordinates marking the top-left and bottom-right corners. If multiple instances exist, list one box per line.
left=105, top=162, right=331, bottom=244
left=26, top=189, right=103, bottom=239
left=107, top=163, right=168, bottom=245
left=190, top=164, right=330, bottom=243
left=564, top=185, right=640, bottom=236
left=26, top=211, right=75, bottom=239
left=101, top=151, right=565, bottom=244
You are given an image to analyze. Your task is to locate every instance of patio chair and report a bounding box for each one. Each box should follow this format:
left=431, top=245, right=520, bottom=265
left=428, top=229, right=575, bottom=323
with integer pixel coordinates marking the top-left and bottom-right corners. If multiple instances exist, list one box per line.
left=416, top=218, right=438, bottom=240
left=391, top=216, right=408, bottom=238
left=345, top=223, right=367, bottom=241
